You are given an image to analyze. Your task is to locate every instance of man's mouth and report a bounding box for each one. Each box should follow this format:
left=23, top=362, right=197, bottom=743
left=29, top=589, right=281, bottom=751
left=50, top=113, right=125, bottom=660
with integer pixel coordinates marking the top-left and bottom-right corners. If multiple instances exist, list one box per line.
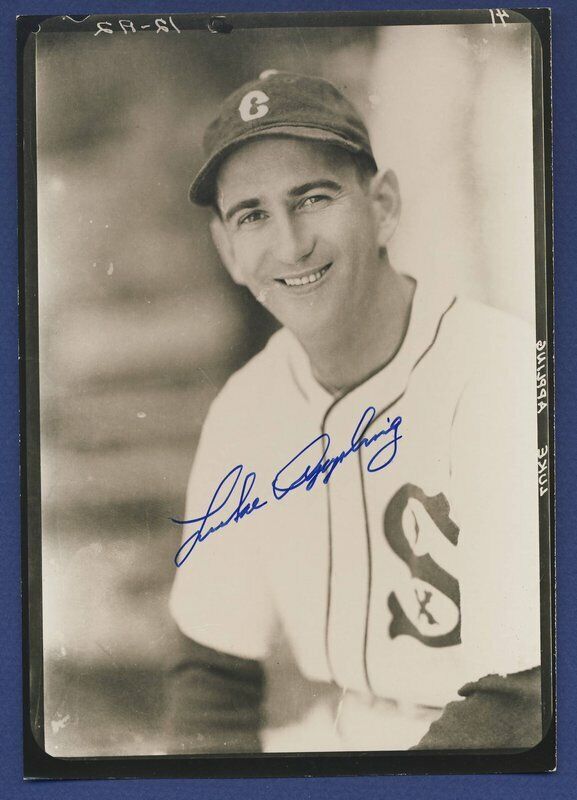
left=275, top=263, right=332, bottom=288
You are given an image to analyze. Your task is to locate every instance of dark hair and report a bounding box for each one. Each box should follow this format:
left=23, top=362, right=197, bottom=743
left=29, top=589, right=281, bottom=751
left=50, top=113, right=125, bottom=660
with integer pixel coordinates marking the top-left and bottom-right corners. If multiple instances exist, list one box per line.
left=350, top=151, right=378, bottom=187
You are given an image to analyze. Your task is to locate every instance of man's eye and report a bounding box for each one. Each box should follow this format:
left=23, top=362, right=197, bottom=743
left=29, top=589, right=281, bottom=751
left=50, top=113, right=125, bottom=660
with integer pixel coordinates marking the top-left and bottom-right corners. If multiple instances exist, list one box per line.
left=300, top=194, right=330, bottom=209
left=238, top=210, right=266, bottom=226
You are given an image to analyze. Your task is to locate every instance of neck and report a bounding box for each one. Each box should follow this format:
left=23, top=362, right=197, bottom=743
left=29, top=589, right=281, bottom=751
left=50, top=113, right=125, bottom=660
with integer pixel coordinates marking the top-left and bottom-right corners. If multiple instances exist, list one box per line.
left=302, top=262, right=416, bottom=397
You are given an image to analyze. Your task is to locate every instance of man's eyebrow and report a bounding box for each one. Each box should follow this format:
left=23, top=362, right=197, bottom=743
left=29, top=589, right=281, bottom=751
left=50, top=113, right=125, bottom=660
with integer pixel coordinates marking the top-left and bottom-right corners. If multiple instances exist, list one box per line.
left=222, top=180, right=342, bottom=221
left=224, top=198, right=260, bottom=222
left=288, top=180, right=342, bottom=198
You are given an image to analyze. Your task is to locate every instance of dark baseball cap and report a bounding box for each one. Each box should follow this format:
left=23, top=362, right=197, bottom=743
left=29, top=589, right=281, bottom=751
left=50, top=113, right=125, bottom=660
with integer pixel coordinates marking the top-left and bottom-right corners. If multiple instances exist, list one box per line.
left=189, top=70, right=377, bottom=206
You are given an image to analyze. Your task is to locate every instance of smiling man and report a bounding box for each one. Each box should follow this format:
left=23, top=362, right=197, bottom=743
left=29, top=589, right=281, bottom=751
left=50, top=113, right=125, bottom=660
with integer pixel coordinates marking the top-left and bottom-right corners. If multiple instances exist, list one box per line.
left=210, top=136, right=414, bottom=394
left=166, top=71, right=542, bottom=753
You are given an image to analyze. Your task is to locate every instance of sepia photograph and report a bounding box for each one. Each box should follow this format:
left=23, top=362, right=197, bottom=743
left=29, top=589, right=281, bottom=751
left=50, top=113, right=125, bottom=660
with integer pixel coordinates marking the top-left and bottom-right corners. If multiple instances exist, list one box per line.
left=20, top=9, right=554, bottom=777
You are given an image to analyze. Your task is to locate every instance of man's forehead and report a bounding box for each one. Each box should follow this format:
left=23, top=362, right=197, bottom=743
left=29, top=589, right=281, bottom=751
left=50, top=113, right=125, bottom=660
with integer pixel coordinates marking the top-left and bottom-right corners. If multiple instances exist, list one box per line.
left=216, top=137, right=355, bottom=208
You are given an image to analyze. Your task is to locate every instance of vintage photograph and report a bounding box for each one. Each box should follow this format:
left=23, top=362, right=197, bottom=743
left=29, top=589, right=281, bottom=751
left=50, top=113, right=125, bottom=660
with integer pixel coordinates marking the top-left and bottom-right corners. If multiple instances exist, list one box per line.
left=21, top=10, right=553, bottom=773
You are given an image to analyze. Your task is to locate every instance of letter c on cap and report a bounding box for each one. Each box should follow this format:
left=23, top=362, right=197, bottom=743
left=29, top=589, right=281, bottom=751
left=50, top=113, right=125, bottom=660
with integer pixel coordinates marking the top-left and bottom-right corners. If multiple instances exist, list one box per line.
left=239, top=90, right=270, bottom=122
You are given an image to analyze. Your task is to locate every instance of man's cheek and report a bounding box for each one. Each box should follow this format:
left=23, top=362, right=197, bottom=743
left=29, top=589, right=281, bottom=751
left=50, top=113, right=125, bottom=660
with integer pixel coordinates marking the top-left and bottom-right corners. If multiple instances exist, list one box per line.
left=319, top=212, right=353, bottom=244
left=235, top=237, right=265, bottom=269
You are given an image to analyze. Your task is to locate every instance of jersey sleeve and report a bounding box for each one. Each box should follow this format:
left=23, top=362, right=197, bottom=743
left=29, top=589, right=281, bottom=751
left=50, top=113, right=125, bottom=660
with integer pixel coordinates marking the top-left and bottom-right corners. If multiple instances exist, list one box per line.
left=169, top=384, right=278, bottom=661
left=449, top=319, right=541, bottom=681
left=163, top=626, right=265, bottom=753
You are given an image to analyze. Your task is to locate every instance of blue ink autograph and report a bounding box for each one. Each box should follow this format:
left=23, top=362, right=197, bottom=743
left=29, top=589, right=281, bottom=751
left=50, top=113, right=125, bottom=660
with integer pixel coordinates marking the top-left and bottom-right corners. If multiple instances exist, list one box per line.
left=172, top=407, right=402, bottom=567
left=172, top=467, right=268, bottom=567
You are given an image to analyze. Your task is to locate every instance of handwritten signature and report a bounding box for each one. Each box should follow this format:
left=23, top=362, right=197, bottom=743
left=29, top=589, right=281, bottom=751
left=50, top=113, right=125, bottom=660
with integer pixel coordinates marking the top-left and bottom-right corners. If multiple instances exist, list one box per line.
left=172, top=407, right=402, bottom=567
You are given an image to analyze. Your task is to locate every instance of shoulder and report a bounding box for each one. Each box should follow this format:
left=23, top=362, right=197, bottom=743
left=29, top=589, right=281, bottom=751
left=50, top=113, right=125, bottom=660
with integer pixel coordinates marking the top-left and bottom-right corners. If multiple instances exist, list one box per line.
left=203, top=328, right=298, bottom=428
left=448, top=298, right=533, bottom=347
left=444, top=296, right=532, bottom=341
left=218, top=328, right=295, bottom=404
left=440, top=297, right=534, bottom=373
left=414, top=297, right=535, bottom=420
left=444, top=300, right=537, bottom=438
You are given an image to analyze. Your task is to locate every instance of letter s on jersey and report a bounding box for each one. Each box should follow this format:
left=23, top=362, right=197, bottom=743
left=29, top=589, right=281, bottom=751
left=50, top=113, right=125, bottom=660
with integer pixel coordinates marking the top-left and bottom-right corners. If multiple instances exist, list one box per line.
left=239, top=90, right=270, bottom=122
left=384, top=484, right=461, bottom=647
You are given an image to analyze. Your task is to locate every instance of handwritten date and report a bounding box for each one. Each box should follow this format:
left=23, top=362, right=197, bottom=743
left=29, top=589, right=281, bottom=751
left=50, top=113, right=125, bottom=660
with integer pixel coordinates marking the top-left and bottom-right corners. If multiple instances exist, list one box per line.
left=95, top=17, right=181, bottom=36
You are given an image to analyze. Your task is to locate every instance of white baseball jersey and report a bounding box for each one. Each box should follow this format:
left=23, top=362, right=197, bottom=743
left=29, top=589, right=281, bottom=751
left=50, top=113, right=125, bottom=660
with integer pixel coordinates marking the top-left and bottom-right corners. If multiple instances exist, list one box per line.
left=169, top=275, right=540, bottom=750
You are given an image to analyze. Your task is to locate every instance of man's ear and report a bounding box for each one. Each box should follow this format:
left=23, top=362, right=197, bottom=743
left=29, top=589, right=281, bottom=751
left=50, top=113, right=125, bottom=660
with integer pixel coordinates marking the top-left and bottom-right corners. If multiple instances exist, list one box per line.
left=210, top=215, right=245, bottom=285
left=369, top=169, right=401, bottom=248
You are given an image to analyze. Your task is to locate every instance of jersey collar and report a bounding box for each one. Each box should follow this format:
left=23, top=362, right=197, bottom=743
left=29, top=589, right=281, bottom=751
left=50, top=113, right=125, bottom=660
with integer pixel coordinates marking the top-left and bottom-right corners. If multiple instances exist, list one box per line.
left=283, top=274, right=458, bottom=421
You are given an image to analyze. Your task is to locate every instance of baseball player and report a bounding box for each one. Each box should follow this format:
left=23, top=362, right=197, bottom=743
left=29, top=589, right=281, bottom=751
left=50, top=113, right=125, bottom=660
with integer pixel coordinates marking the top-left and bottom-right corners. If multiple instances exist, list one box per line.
left=166, top=71, right=541, bottom=753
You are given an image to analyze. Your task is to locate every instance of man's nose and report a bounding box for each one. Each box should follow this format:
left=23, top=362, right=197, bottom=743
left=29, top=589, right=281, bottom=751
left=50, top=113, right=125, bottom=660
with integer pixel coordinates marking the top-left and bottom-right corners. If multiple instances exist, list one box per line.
left=271, top=213, right=314, bottom=265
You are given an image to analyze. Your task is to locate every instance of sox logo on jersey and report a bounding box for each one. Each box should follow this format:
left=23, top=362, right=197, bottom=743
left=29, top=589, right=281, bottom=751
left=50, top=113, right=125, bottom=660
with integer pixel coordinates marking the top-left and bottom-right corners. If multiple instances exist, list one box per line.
left=385, top=485, right=461, bottom=647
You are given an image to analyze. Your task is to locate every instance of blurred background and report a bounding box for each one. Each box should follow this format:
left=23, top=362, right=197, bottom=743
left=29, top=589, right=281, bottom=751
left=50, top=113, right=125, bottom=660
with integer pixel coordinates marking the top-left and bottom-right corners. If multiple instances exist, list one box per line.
left=34, top=20, right=535, bottom=756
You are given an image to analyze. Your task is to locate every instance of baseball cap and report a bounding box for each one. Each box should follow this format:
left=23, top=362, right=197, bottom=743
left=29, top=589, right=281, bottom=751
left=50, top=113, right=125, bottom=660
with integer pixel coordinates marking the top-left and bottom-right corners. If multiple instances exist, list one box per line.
left=189, top=70, right=377, bottom=206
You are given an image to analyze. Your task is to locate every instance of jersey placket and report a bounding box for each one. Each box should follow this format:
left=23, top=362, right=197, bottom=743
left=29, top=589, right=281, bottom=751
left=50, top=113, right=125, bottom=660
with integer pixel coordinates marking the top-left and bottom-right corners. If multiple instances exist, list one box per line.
left=323, top=399, right=372, bottom=695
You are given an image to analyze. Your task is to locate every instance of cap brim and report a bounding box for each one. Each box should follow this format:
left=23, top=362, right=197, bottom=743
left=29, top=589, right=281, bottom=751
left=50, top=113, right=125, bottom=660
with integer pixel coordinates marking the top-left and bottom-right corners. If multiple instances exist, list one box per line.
left=189, top=125, right=373, bottom=206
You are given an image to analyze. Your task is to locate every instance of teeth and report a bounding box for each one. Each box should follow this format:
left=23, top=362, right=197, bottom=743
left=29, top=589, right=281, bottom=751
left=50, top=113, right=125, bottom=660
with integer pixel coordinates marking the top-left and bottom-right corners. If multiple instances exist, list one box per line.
left=283, top=265, right=329, bottom=287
